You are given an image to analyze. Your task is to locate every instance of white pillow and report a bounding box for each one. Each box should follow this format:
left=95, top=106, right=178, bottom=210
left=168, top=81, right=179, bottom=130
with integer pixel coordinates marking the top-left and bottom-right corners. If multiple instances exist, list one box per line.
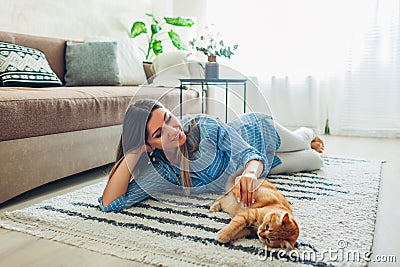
left=151, top=51, right=192, bottom=87
left=116, top=38, right=146, bottom=85
left=84, top=36, right=146, bottom=85
left=187, top=59, right=204, bottom=79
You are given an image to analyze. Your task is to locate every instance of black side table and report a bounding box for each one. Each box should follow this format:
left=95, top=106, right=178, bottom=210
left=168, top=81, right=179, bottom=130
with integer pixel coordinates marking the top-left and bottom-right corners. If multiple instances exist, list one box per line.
left=179, top=78, right=247, bottom=122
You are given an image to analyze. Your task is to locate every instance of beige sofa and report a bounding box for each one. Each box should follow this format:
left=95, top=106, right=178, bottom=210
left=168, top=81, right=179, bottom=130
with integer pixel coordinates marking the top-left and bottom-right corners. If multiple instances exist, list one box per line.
left=0, top=31, right=202, bottom=204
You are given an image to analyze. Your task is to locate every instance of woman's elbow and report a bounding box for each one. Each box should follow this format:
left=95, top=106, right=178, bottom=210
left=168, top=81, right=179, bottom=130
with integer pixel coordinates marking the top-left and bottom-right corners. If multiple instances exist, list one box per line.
left=101, top=195, right=114, bottom=208
left=98, top=196, right=125, bottom=212
left=101, top=187, right=126, bottom=209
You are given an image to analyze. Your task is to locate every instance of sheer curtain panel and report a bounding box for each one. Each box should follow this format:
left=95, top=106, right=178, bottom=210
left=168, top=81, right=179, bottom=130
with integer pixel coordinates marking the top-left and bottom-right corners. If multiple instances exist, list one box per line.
left=205, top=0, right=400, bottom=137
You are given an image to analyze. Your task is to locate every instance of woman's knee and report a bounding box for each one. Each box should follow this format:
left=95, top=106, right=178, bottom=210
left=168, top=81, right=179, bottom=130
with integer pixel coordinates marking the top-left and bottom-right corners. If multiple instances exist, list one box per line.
left=270, top=150, right=323, bottom=175
left=307, top=150, right=323, bottom=170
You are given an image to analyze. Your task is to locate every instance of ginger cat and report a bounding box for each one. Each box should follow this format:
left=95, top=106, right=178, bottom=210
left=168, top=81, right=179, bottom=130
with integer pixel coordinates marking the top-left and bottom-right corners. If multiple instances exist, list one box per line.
left=210, top=177, right=300, bottom=249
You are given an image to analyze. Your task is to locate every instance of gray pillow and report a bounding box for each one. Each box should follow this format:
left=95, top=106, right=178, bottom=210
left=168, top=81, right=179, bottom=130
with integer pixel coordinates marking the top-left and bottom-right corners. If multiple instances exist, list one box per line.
left=64, top=41, right=120, bottom=86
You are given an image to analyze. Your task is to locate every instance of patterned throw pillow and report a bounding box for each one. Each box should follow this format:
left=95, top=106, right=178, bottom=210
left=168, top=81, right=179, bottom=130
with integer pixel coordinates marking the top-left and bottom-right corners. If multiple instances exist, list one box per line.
left=0, top=41, right=62, bottom=87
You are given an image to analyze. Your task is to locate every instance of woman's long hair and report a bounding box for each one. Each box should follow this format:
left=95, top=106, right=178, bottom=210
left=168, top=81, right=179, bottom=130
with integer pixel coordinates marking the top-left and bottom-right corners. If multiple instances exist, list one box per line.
left=109, top=99, right=163, bottom=180
left=108, top=99, right=200, bottom=195
left=179, top=116, right=200, bottom=194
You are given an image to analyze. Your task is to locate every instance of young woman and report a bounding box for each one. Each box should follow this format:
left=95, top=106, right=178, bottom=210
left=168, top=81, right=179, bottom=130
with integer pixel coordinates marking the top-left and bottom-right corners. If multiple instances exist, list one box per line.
left=99, top=99, right=324, bottom=212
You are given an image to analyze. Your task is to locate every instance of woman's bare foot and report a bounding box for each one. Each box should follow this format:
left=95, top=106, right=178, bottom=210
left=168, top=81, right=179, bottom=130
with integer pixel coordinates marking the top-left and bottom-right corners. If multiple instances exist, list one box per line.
left=311, top=136, right=324, bottom=153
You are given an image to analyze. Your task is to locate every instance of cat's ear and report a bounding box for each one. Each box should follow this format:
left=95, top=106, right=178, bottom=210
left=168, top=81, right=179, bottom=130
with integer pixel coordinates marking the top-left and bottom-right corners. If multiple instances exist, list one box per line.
left=281, top=213, right=290, bottom=225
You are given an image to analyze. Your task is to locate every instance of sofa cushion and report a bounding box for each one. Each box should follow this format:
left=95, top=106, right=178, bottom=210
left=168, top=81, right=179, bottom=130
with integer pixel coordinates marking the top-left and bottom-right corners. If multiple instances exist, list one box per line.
left=0, top=41, right=63, bottom=87
left=64, top=41, right=120, bottom=86
left=84, top=36, right=147, bottom=86
left=0, top=31, right=66, bottom=83
left=0, top=86, right=201, bottom=141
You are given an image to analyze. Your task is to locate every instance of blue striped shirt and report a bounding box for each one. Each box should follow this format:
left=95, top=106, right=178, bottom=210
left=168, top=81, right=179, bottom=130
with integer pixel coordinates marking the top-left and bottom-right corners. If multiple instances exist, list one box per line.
left=98, top=113, right=281, bottom=212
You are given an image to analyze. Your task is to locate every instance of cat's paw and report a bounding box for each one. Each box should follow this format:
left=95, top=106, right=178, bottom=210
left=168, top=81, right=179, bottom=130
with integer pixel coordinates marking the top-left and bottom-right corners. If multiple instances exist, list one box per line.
left=209, top=202, right=221, bottom=212
left=217, top=229, right=231, bottom=243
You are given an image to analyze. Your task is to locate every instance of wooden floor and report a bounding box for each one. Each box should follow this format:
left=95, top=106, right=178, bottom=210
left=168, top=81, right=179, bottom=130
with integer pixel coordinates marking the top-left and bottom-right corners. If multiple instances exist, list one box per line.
left=0, top=135, right=399, bottom=267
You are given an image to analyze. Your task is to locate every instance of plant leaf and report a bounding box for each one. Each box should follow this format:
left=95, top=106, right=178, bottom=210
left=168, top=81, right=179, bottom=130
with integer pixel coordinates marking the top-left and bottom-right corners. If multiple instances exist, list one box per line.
left=152, top=40, right=163, bottom=55
left=151, top=24, right=162, bottom=35
left=131, top=21, right=147, bottom=38
left=146, top=13, right=158, bottom=24
left=164, top=17, right=194, bottom=27
left=168, top=30, right=187, bottom=50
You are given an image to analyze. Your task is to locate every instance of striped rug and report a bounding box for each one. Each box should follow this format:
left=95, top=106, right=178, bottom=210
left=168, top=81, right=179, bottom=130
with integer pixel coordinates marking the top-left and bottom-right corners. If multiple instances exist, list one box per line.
left=0, top=156, right=382, bottom=267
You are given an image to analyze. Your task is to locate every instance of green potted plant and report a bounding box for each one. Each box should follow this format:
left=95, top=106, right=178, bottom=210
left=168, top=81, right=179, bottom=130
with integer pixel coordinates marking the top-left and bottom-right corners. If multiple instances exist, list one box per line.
left=189, top=26, right=238, bottom=79
left=131, top=13, right=195, bottom=62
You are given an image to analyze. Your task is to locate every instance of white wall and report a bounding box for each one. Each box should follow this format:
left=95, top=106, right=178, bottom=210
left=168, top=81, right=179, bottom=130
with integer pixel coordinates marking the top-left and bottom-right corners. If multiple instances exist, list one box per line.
left=0, top=0, right=173, bottom=40
left=172, top=0, right=207, bottom=33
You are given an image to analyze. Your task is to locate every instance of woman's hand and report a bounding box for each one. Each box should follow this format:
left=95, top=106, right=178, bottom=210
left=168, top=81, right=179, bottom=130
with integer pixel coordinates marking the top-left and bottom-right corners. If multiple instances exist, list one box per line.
left=144, top=143, right=154, bottom=153
left=126, top=144, right=152, bottom=155
left=233, top=160, right=264, bottom=207
left=233, top=174, right=260, bottom=208
left=125, top=144, right=152, bottom=167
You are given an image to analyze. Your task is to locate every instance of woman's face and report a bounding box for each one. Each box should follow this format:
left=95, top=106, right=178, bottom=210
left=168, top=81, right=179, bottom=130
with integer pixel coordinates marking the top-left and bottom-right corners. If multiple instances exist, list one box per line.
left=146, top=108, right=187, bottom=153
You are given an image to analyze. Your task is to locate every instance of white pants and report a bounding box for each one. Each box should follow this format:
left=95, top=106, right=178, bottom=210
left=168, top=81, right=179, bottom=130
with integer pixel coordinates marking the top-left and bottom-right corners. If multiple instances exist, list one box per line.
left=269, top=122, right=323, bottom=175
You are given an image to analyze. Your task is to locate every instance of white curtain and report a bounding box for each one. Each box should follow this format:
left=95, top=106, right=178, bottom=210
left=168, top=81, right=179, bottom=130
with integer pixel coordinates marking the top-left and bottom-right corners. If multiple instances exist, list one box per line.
left=328, top=0, right=400, bottom=137
left=205, top=0, right=400, bottom=137
left=253, top=75, right=328, bottom=134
